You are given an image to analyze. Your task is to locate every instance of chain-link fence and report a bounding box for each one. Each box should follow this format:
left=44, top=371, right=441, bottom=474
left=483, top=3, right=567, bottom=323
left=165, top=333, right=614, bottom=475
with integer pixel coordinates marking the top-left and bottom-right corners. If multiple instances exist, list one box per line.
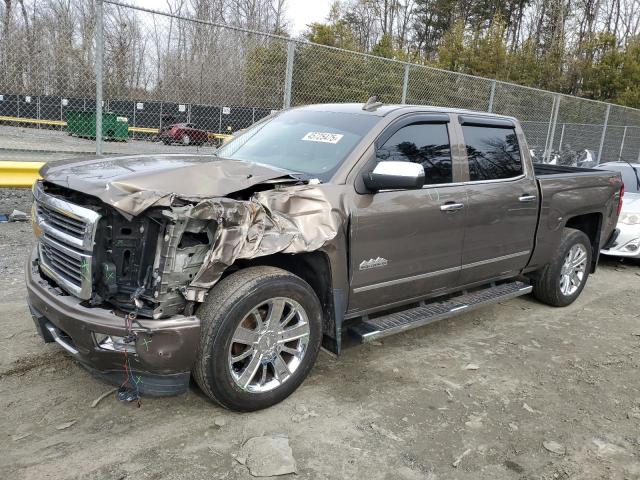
left=0, top=0, right=638, bottom=164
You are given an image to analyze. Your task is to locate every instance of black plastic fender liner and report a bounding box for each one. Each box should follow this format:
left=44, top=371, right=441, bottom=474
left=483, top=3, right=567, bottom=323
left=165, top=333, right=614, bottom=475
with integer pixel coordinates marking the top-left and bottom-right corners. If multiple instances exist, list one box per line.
left=602, top=228, right=620, bottom=250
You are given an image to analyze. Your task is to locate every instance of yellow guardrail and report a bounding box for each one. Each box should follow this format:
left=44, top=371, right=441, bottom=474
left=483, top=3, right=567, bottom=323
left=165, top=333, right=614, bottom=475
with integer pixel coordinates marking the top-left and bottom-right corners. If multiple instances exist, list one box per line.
left=129, top=126, right=159, bottom=134
left=0, top=115, right=234, bottom=140
left=208, top=132, right=233, bottom=140
left=0, top=161, right=45, bottom=188
left=0, top=115, right=66, bottom=127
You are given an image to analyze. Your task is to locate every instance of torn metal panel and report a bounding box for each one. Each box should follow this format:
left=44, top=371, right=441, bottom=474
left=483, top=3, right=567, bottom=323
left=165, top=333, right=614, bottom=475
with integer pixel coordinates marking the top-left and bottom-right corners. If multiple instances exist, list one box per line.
left=39, top=154, right=340, bottom=312
left=175, top=185, right=340, bottom=300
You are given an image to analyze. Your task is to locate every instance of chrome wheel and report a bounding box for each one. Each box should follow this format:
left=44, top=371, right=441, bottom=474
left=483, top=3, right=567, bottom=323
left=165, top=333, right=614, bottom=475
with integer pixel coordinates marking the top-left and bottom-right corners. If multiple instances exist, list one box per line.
left=228, top=298, right=310, bottom=393
left=559, top=244, right=588, bottom=296
left=182, top=134, right=190, bottom=145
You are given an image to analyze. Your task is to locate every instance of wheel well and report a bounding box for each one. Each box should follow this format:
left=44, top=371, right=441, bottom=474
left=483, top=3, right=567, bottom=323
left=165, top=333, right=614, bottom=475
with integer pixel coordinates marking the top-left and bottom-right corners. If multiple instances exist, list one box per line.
left=565, top=213, right=602, bottom=271
left=229, top=252, right=335, bottom=339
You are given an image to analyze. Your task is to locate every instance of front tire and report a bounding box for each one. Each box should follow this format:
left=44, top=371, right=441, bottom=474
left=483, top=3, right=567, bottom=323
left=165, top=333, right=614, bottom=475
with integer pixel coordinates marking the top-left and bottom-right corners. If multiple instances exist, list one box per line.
left=531, top=228, right=592, bottom=307
left=193, top=267, right=323, bottom=411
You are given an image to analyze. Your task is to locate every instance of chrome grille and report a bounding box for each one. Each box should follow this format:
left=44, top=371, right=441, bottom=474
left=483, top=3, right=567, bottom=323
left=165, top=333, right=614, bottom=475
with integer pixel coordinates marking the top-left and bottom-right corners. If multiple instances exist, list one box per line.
left=33, top=182, right=101, bottom=299
left=41, top=237, right=85, bottom=286
left=37, top=204, right=87, bottom=239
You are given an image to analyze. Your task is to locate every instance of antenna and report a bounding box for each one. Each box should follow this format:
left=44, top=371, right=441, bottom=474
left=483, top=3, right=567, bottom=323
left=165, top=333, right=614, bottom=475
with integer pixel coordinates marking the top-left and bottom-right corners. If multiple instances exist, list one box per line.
left=362, top=96, right=383, bottom=112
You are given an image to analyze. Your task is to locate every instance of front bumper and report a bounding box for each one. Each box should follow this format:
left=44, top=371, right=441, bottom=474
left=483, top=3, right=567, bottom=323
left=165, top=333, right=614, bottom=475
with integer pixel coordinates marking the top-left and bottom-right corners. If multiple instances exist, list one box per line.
left=601, top=224, right=640, bottom=258
left=26, top=248, right=201, bottom=395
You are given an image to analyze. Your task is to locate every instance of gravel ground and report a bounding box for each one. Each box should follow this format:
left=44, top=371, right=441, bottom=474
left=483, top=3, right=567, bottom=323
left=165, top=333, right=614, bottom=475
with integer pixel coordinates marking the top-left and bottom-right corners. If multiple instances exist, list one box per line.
left=1, top=188, right=33, bottom=214
left=1, top=221, right=640, bottom=480
left=0, top=124, right=217, bottom=155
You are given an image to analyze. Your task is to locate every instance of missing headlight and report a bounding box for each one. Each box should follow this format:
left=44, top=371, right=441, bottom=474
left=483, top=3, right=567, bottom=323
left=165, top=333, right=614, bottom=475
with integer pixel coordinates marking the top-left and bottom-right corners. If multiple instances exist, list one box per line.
left=93, top=332, right=137, bottom=353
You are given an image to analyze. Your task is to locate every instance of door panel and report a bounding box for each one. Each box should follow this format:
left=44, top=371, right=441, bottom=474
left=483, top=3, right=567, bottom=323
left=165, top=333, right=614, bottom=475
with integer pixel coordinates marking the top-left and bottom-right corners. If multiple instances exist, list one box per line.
left=456, top=121, right=539, bottom=284
left=459, top=177, right=538, bottom=284
left=348, top=186, right=467, bottom=312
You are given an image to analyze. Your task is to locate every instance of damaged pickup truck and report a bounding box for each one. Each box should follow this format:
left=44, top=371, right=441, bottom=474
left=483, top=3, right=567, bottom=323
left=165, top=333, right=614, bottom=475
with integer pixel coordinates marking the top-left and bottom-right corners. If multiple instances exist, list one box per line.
left=27, top=102, right=623, bottom=411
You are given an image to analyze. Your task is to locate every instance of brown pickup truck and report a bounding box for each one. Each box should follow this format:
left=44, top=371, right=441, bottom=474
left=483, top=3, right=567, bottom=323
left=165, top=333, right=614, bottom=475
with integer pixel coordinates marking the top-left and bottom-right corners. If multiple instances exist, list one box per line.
left=27, top=102, right=623, bottom=411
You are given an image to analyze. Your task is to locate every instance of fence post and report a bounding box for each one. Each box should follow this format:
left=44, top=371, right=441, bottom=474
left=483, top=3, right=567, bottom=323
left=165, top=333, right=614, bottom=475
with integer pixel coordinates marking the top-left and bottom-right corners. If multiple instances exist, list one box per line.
left=597, top=104, right=610, bottom=164
left=283, top=40, right=295, bottom=109
left=544, top=95, right=560, bottom=162
left=401, top=64, right=410, bottom=104
left=618, top=126, right=627, bottom=160
left=487, top=80, right=496, bottom=113
left=558, top=124, right=565, bottom=151
left=95, top=0, right=104, bottom=155
left=543, top=96, right=556, bottom=160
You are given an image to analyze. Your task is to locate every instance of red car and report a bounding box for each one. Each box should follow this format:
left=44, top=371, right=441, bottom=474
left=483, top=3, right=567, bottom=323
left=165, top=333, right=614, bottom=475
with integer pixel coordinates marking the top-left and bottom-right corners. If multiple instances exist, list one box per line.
left=159, top=123, right=209, bottom=146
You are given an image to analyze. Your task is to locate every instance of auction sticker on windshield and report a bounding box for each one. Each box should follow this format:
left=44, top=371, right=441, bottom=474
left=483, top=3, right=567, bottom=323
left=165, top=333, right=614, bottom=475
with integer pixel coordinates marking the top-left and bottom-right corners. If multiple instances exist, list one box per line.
left=302, top=132, right=344, bottom=144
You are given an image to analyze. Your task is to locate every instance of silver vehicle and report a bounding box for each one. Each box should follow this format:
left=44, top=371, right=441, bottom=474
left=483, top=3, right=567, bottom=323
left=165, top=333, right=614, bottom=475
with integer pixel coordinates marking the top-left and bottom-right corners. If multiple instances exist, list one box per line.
left=596, top=161, right=640, bottom=258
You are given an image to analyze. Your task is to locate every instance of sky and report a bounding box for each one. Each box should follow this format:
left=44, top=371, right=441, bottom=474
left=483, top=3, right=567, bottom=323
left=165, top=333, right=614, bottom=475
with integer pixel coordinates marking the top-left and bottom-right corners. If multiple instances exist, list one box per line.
left=130, top=0, right=334, bottom=36
left=287, top=0, right=333, bottom=35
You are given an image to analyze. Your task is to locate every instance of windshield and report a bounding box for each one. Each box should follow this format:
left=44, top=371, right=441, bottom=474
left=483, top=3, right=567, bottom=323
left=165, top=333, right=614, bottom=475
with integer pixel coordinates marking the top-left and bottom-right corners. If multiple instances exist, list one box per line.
left=216, top=109, right=379, bottom=181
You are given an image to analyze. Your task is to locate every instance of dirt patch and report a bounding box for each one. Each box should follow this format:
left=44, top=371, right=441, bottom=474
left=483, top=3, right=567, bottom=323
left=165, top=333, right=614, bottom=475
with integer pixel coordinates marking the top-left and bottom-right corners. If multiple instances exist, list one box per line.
left=0, top=351, right=72, bottom=378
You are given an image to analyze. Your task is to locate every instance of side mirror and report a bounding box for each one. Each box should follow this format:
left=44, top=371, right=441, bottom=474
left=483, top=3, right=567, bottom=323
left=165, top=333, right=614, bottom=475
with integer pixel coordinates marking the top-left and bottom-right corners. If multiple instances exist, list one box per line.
left=363, top=161, right=425, bottom=191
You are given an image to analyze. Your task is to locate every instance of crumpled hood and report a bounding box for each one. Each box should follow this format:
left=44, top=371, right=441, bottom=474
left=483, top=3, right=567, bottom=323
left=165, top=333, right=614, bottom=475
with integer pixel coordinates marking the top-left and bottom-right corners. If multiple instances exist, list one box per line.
left=41, top=154, right=297, bottom=217
left=39, top=154, right=341, bottom=299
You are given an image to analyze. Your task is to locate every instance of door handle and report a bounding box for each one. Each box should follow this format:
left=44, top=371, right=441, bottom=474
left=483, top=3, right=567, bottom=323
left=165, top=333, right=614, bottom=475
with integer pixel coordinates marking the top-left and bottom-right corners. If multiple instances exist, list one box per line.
left=518, top=194, right=537, bottom=203
left=440, top=202, right=465, bottom=212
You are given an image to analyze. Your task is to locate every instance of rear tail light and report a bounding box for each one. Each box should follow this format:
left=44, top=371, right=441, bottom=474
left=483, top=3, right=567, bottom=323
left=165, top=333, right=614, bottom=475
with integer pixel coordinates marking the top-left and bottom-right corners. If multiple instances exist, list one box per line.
left=617, top=183, right=624, bottom=216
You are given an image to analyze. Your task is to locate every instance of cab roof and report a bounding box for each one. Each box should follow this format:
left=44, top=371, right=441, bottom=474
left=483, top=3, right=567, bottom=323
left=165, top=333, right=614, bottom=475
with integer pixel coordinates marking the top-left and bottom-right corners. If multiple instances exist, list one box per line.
left=296, top=102, right=517, bottom=121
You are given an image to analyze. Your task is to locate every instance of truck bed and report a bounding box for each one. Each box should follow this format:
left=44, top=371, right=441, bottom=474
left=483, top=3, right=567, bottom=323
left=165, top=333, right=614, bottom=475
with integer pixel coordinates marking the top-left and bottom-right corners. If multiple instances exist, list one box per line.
left=526, top=163, right=622, bottom=273
left=533, top=163, right=600, bottom=176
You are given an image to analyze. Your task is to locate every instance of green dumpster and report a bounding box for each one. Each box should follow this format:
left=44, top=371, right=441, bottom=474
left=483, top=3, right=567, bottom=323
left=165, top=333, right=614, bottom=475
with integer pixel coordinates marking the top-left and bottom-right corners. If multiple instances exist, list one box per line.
left=66, top=110, right=129, bottom=141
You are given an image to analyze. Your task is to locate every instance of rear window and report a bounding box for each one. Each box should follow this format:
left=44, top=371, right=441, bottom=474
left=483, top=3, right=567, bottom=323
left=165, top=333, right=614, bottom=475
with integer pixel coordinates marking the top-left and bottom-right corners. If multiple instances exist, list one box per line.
left=462, top=125, right=522, bottom=181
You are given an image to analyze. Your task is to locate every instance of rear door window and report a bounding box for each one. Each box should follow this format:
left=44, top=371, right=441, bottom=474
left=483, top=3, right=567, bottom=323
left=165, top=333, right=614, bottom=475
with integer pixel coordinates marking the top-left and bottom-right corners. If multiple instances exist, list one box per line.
left=461, top=125, right=522, bottom=181
left=376, top=123, right=452, bottom=184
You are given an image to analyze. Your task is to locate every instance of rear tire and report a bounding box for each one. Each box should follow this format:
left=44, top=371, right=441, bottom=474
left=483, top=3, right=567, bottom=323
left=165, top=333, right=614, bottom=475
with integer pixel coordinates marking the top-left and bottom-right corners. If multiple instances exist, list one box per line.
left=181, top=134, right=190, bottom=145
left=531, top=228, right=592, bottom=307
left=193, top=267, right=323, bottom=411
